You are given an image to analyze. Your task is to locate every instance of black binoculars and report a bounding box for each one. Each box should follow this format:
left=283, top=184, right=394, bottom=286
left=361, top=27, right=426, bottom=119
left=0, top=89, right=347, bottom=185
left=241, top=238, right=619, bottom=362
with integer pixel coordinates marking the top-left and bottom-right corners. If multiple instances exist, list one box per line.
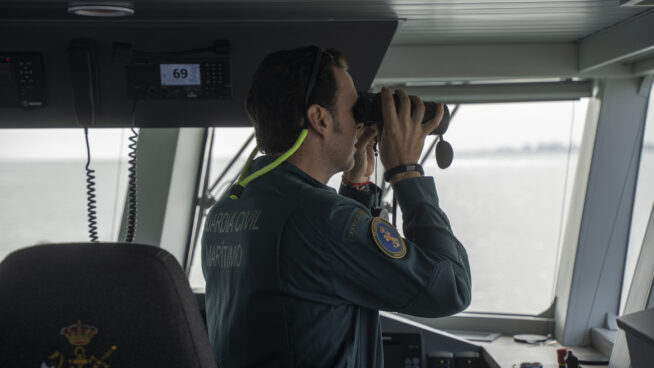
left=353, top=92, right=450, bottom=135
left=353, top=91, right=454, bottom=169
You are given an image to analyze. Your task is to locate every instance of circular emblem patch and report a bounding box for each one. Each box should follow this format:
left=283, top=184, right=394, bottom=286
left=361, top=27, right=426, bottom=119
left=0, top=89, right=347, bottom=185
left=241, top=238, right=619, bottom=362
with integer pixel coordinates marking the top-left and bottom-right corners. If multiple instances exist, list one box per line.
left=371, top=217, right=406, bottom=259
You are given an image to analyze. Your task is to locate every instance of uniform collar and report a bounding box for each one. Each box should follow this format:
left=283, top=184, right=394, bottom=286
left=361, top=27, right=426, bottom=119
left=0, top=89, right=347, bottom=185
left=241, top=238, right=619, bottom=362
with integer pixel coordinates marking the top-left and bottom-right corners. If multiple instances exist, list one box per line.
left=250, top=156, right=334, bottom=191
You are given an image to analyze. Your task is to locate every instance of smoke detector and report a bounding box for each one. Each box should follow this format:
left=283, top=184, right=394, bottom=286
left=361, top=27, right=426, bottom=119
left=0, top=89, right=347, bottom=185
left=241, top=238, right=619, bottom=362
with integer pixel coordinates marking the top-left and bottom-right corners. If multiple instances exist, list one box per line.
left=68, top=1, right=135, bottom=17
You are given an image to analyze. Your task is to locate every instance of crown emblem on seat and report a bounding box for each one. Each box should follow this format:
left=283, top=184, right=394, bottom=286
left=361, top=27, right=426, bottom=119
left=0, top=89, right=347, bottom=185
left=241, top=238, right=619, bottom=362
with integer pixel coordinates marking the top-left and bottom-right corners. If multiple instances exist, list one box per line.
left=43, top=321, right=116, bottom=368
left=61, top=320, right=98, bottom=346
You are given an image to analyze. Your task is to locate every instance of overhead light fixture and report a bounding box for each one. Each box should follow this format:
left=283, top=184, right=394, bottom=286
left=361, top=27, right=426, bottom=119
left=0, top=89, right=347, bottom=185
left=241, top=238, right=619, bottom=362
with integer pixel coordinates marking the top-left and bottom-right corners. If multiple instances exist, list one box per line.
left=68, top=1, right=134, bottom=17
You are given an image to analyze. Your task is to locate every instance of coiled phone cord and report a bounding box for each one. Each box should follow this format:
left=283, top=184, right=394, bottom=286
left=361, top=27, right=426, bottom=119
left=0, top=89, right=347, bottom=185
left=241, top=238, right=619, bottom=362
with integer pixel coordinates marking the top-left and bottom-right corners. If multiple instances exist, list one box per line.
left=124, top=100, right=139, bottom=243
left=83, top=127, right=99, bottom=242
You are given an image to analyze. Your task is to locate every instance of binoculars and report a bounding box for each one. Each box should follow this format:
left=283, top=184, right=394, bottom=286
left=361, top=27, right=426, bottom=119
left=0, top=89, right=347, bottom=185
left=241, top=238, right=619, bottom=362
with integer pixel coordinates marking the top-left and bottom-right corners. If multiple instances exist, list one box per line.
left=353, top=92, right=454, bottom=169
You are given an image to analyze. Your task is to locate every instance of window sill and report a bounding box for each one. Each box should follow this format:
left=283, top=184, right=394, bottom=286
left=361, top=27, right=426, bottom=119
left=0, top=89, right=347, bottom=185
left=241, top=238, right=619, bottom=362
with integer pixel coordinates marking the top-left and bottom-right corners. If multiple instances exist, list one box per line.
left=397, top=312, right=555, bottom=337
left=590, top=327, right=617, bottom=357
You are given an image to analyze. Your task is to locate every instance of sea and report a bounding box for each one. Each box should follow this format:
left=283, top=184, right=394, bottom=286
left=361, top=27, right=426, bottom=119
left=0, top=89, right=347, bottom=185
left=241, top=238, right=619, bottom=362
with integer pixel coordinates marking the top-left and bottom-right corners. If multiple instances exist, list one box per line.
left=2, top=150, right=652, bottom=316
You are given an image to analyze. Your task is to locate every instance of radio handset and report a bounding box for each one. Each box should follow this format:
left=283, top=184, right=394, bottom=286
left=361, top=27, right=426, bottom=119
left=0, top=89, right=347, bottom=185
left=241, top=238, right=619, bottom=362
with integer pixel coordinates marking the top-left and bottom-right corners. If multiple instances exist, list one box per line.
left=68, top=39, right=102, bottom=242
left=68, top=39, right=100, bottom=127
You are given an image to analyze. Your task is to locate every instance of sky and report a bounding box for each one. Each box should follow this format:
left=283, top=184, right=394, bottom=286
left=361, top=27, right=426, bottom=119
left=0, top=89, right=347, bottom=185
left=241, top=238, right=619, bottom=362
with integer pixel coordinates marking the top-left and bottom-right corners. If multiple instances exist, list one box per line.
left=0, top=99, right=588, bottom=161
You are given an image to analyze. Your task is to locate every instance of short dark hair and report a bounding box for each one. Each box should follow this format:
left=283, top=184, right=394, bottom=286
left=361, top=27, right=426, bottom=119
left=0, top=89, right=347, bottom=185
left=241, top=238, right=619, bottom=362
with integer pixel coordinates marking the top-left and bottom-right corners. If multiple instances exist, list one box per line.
left=246, top=46, right=346, bottom=154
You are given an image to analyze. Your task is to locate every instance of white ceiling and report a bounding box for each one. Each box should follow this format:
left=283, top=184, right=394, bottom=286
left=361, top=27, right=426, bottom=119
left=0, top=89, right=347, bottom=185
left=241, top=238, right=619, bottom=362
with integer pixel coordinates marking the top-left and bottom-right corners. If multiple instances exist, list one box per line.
left=387, top=0, right=649, bottom=45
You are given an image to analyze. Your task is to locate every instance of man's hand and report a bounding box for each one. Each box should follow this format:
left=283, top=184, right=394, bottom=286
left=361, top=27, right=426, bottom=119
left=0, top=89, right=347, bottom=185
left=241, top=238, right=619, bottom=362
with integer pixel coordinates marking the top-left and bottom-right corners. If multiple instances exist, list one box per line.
left=378, top=88, right=444, bottom=183
left=343, top=126, right=377, bottom=183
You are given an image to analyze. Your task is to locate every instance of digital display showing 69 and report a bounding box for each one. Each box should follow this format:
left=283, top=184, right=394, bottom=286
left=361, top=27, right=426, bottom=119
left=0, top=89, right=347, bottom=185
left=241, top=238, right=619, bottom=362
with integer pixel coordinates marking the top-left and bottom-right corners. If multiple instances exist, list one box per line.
left=160, top=64, right=201, bottom=86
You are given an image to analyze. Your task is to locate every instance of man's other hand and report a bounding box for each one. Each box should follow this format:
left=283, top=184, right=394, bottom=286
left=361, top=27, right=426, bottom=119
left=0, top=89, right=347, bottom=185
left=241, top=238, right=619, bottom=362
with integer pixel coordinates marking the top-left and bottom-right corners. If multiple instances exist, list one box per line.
left=343, top=125, right=377, bottom=183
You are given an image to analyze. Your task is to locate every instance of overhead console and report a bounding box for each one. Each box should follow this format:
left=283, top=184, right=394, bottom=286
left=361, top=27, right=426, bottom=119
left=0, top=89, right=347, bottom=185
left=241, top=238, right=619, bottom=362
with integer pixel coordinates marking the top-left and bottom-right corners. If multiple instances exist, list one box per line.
left=120, top=40, right=232, bottom=100
left=0, top=20, right=397, bottom=128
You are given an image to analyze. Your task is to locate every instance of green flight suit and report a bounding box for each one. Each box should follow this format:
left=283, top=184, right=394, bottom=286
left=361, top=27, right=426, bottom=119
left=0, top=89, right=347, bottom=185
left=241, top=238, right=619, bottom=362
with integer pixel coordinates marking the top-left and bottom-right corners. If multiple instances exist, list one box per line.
left=201, top=156, right=471, bottom=367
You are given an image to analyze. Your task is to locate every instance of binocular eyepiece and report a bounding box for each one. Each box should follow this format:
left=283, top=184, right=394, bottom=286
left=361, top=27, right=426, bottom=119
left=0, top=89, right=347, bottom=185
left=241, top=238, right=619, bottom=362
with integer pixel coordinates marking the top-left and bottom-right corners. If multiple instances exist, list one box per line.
left=353, top=92, right=450, bottom=136
left=353, top=91, right=454, bottom=169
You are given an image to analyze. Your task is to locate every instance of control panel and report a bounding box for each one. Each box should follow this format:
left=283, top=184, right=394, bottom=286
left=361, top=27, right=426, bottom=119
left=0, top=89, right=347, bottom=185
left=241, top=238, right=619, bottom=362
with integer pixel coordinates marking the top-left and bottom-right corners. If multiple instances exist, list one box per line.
left=126, top=58, right=231, bottom=100
left=0, top=53, right=47, bottom=108
left=383, top=333, right=423, bottom=368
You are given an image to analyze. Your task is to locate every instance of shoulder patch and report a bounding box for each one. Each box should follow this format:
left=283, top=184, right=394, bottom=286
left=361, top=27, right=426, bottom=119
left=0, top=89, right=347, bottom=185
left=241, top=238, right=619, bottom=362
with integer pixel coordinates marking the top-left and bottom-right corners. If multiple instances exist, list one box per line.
left=371, top=217, right=406, bottom=259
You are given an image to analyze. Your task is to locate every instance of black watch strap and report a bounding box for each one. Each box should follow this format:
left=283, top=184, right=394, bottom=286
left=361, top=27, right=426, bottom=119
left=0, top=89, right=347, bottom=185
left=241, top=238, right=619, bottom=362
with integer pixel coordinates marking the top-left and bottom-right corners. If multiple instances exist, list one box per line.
left=384, top=164, right=424, bottom=182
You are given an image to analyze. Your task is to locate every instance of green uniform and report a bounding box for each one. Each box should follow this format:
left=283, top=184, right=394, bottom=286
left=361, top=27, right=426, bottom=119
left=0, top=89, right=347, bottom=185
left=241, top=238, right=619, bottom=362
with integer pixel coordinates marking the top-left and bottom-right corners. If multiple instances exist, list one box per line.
left=201, top=156, right=471, bottom=367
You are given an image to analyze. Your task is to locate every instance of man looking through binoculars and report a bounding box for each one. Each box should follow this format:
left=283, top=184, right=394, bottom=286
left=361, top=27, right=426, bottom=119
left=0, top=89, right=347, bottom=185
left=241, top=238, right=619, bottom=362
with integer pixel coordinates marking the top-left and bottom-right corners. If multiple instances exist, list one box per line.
left=201, top=45, right=471, bottom=367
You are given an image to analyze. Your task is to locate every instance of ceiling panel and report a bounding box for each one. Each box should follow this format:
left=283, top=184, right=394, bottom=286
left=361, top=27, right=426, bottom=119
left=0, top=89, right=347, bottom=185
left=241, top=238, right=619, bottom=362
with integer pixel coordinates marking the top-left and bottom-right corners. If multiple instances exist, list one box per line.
left=0, top=0, right=650, bottom=45
left=388, top=0, right=649, bottom=44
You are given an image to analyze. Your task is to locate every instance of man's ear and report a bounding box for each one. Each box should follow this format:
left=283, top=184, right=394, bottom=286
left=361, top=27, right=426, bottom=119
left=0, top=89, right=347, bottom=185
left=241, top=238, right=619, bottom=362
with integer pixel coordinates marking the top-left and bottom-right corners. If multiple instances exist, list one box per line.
left=305, top=104, right=330, bottom=138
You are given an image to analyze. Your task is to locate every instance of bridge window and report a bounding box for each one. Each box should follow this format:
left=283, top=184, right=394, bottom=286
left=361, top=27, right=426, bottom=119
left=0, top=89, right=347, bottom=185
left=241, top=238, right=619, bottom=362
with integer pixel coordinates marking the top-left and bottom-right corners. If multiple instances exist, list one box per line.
left=189, top=99, right=588, bottom=317
left=0, top=129, right=132, bottom=262
left=379, top=100, right=588, bottom=315
left=621, top=83, right=654, bottom=313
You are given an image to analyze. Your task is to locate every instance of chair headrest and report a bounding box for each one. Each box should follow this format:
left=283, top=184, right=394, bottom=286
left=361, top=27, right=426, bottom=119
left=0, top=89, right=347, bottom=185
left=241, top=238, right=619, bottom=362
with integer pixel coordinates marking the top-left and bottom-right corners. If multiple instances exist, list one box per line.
left=0, top=243, right=217, bottom=368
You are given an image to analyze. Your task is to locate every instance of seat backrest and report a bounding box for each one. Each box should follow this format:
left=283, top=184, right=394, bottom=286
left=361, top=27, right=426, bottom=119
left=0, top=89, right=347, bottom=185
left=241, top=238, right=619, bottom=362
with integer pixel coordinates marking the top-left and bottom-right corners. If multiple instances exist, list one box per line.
left=0, top=242, right=218, bottom=368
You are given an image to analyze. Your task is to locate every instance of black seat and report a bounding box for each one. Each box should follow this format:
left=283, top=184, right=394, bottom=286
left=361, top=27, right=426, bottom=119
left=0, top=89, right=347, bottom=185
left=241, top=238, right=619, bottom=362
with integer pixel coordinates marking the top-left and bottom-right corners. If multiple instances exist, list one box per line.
left=0, top=243, right=218, bottom=368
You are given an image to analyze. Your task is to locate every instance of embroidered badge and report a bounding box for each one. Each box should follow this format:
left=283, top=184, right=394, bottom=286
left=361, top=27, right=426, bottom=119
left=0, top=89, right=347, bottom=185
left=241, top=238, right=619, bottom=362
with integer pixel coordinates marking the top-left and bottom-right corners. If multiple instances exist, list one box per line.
left=345, top=210, right=367, bottom=240
left=371, top=217, right=406, bottom=259
left=41, top=320, right=117, bottom=368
